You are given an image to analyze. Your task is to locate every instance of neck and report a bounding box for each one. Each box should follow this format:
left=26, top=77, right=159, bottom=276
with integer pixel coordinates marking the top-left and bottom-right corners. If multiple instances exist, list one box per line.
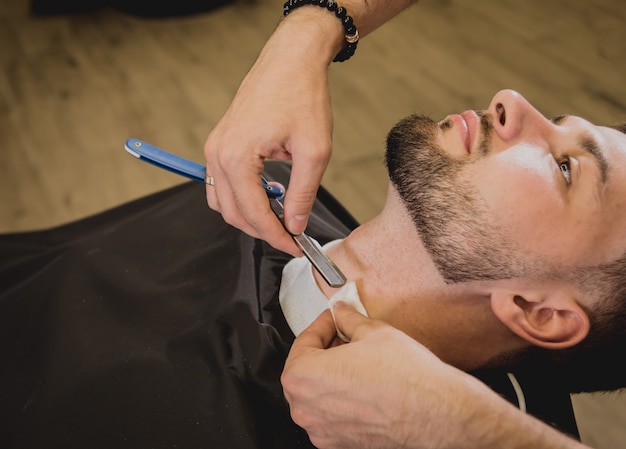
left=313, top=186, right=524, bottom=370
left=316, top=186, right=447, bottom=311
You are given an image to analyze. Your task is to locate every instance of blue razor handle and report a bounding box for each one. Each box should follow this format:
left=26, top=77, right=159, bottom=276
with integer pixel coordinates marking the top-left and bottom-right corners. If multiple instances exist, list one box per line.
left=124, top=138, right=284, bottom=200
left=124, top=137, right=345, bottom=287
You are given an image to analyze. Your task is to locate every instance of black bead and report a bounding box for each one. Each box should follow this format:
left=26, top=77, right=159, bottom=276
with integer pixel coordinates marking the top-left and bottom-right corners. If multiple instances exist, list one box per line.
left=345, top=24, right=356, bottom=35
left=335, top=6, right=346, bottom=19
left=342, top=15, right=353, bottom=29
left=326, top=1, right=337, bottom=11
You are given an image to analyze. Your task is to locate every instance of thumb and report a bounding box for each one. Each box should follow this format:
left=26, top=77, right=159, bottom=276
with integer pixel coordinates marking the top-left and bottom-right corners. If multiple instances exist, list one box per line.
left=290, top=310, right=338, bottom=356
left=331, top=301, right=374, bottom=343
left=283, top=151, right=329, bottom=235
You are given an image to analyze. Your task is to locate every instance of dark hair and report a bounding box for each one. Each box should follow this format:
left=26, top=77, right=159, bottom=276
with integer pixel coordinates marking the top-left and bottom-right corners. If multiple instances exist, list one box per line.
left=541, top=256, right=626, bottom=393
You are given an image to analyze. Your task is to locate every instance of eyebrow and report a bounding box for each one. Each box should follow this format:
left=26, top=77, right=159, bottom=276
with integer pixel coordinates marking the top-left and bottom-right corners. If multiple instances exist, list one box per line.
left=579, top=134, right=609, bottom=184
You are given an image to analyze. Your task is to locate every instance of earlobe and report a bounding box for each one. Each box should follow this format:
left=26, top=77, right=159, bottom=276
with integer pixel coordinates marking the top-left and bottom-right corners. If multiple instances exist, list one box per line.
left=491, top=289, right=590, bottom=350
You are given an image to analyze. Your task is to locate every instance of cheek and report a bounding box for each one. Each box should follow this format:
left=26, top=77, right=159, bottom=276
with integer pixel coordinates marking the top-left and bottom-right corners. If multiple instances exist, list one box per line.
left=465, top=150, right=568, bottom=250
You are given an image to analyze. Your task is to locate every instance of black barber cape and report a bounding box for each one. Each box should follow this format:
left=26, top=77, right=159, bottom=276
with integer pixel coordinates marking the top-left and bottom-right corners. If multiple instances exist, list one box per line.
left=0, top=162, right=579, bottom=448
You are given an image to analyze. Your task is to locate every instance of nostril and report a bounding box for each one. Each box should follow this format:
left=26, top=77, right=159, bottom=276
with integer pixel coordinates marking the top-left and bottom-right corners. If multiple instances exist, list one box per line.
left=496, top=103, right=506, bottom=125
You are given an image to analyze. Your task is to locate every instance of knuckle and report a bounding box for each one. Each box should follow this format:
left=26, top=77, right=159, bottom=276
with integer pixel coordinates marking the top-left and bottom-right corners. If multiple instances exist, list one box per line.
left=220, top=211, right=241, bottom=228
left=311, top=148, right=331, bottom=165
left=309, top=433, right=333, bottom=449
left=279, top=369, right=293, bottom=391
left=205, top=195, right=220, bottom=213
left=206, top=201, right=220, bottom=213
left=288, top=406, right=308, bottom=427
left=280, top=365, right=304, bottom=396
left=287, top=188, right=318, bottom=206
left=203, top=132, right=219, bottom=159
left=300, top=147, right=330, bottom=168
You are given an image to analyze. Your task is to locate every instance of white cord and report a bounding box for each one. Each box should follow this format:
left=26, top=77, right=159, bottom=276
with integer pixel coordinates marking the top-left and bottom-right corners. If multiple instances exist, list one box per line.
left=507, top=372, right=527, bottom=413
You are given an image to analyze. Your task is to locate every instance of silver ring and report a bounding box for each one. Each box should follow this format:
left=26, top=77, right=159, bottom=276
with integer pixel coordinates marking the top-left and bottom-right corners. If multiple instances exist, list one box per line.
left=205, top=175, right=215, bottom=186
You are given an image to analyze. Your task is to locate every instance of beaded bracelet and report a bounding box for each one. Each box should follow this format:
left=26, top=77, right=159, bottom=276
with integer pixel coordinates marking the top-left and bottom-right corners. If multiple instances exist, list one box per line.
left=283, top=0, right=359, bottom=62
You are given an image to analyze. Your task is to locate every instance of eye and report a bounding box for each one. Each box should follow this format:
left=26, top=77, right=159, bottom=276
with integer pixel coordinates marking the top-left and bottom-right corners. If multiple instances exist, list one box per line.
left=557, top=155, right=572, bottom=185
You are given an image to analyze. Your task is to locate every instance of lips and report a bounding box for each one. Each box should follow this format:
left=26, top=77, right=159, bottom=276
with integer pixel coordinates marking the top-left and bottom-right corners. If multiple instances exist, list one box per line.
left=441, top=110, right=481, bottom=156
left=448, top=111, right=475, bottom=154
left=460, top=110, right=479, bottom=154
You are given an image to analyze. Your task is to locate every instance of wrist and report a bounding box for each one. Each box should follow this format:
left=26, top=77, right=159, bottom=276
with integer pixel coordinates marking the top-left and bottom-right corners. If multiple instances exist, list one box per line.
left=277, top=5, right=345, bottom=65
left=283, top=1, right=359, bottom=62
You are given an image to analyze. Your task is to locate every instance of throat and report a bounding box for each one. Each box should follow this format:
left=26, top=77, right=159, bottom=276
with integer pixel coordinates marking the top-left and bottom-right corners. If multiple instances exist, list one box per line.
left=316, top=224, right=445, bottom=320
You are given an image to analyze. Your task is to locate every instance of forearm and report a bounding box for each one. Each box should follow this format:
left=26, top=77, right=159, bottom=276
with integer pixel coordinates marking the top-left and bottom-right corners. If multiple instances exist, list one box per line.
left=417, top=371, right=592, bottom=449
left=471, top=402, right=590, bottom=449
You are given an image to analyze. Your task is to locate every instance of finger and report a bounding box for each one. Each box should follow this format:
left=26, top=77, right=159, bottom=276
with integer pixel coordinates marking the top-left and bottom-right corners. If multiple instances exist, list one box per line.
left=283, top=146, right=330, bottom=235
left=219, top=175, right=283, bottom=235
left=289, top=310, right=337, bottom=357
left=205, top=170, right=221, bottom=212
left=204, top=130, right=259, bottom=221
left=214, top=142, right=301, bottom=255
left=206, top=164, right=265, bottom=237
left=331, top=301, right=378, bottom=343
left=204, top=136, right=225, bottom=213
left=229, top=178, right=300, bottom=255
left=210, top=162, right=300, bottom=256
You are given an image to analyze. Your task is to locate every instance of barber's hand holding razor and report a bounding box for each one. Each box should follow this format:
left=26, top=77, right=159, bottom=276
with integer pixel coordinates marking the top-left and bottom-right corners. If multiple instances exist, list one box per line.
left=204, top=12, right=340, bottom=256
left=282, top=303, right=591, bottom=449
left=203, top=1, right=417, bottom=254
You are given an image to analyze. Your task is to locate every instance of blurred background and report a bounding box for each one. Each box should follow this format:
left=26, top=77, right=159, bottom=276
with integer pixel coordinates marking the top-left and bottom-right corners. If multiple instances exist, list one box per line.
left=1, top=0, right=624, bottom=447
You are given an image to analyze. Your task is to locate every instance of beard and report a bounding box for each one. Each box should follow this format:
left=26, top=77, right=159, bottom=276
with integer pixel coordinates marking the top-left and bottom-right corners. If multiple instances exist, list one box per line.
left=384, top=113, right=525, bottom=283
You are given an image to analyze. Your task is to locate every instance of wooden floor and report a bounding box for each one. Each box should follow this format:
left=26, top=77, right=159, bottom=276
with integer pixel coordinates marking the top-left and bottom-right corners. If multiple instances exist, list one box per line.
left=1, top=0, right=625, bottom=447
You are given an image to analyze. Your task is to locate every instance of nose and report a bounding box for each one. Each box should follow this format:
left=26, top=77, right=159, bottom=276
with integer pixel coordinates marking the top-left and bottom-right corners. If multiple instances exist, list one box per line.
left=488, top=89, right=554, bottom=143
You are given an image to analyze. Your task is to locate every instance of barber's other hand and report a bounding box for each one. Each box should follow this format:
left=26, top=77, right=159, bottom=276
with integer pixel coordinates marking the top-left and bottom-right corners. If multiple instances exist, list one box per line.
left=282, top=302, right=478, bottom=449
left=283, top=304, right=590, bottom=449
left=204, top=13, right=338, bottom=256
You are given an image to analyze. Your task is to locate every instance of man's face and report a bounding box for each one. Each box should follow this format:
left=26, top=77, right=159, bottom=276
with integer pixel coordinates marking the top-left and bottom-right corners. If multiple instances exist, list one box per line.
left=386, top=89, right=626, bottom=285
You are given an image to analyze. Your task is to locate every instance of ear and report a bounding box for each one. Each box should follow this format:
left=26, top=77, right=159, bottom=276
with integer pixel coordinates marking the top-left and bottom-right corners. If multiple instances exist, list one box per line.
left=490, top=286, right=590, bottom=349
